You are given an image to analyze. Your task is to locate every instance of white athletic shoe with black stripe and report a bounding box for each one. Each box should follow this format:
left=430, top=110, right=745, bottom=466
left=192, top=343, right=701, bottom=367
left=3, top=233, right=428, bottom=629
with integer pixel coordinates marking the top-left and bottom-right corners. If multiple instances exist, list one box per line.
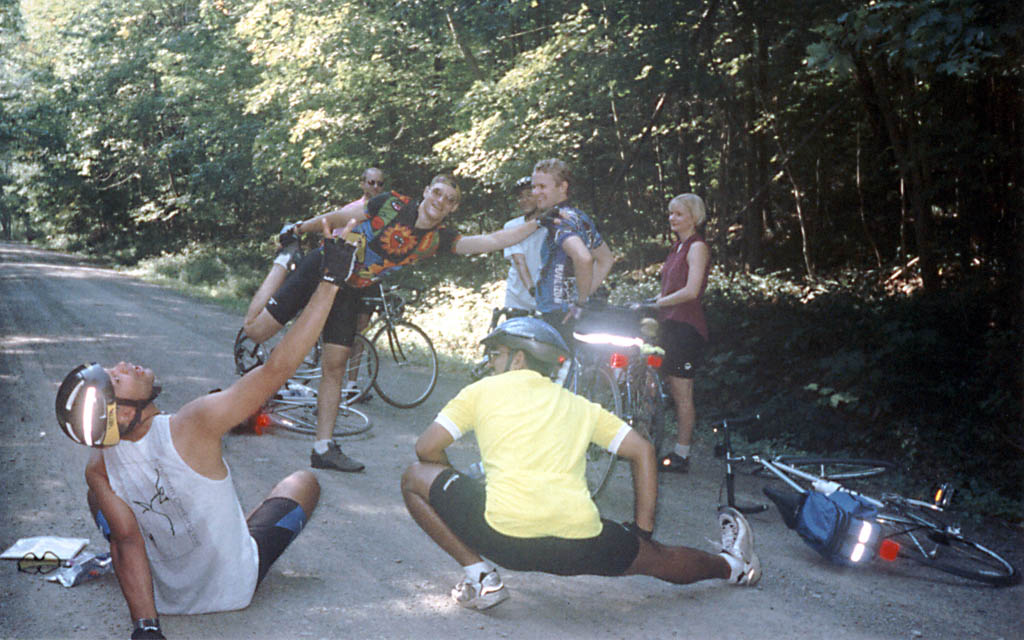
left=452, top=570, right=509, bottom=610
left=718, top=506, right=762, bottom=586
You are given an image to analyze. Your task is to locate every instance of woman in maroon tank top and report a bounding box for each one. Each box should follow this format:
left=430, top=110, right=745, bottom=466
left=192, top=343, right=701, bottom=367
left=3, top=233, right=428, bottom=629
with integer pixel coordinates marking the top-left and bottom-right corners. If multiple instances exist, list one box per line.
left=651, top=194, right=710, bottom=473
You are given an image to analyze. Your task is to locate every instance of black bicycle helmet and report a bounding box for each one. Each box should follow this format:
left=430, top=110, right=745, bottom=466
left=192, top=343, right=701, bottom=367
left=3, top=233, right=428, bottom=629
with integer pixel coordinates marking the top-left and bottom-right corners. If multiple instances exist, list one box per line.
left=512, top=175, right=532, bottom=193
left=55, top=363, right=161, bottom=447
left=481, top=317, right=569, bottom=365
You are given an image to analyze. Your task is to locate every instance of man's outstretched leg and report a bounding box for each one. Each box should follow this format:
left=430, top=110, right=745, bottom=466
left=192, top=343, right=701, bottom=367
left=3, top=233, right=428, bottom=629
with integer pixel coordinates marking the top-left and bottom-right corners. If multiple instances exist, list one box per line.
left=624, top=506, right=761, bottom=586
left=401, top=462, right=508, bottom=610
left=247, top=470, right=321, bottom=584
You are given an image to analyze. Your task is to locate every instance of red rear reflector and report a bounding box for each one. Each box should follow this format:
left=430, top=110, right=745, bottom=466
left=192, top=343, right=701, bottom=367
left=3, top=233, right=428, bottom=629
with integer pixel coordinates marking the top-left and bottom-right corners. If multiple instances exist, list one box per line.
left=879, top=539, right=899, bottom=561
left=646, top=354, right=663, bottom=368
left=609, top=353, right=628, bottom=369
left=254, top=412, right=272, bottom=435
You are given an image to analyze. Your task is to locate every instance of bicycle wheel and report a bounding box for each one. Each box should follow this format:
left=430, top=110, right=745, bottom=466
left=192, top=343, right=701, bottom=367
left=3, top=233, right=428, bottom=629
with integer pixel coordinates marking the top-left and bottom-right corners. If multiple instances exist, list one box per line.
left=343, top=333, right=378, bottom=404
left=629, top=365, right=668, bottom=455
left=756, top=457, right=895, bottom=481
left=268, top=384, right=372, bottom=437
left=577, top=365, right=622, bottom=498
left=372, top=321, right=438, bottom=408
left=878, top=506, right=1020, bottom=586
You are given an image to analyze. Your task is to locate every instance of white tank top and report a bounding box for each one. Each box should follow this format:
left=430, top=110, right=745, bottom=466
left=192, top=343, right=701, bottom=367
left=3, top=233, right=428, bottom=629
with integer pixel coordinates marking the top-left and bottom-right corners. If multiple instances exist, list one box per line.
left=103, top=414, right=258, bottom=614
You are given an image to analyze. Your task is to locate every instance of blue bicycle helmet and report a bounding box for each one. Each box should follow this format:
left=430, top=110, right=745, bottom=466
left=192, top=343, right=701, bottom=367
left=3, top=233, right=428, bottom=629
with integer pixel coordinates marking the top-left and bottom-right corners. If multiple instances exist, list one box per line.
left=481, top=317, right=569, bottom=365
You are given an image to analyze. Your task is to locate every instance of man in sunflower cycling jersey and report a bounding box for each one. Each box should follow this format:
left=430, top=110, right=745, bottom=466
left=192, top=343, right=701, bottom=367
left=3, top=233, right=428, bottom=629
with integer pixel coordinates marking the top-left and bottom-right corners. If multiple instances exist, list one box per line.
left=241, top=175, right=554, bottom=472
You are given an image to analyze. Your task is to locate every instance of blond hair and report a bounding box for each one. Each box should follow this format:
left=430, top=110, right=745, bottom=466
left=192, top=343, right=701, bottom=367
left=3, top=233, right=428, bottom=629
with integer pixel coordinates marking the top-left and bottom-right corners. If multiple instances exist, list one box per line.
left=669, top=194, right=706, bottom=226
left=532, top=158, right=572, bottom=188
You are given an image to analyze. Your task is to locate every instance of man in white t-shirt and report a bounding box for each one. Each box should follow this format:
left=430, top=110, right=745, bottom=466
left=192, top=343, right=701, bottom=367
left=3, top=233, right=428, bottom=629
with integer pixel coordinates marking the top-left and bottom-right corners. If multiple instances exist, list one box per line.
left=502, top=176, right=546, bottom=311
left=55, top=227, right=359, bottom=639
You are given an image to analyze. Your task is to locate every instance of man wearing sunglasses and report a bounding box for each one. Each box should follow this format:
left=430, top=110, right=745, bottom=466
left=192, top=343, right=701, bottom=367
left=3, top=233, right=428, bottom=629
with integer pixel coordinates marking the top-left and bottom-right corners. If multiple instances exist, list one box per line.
left=240, top=174, right=557, bottom=473
left=400, top=316, right=761, bottom=611
left=55, top=227, right=358, bottom=639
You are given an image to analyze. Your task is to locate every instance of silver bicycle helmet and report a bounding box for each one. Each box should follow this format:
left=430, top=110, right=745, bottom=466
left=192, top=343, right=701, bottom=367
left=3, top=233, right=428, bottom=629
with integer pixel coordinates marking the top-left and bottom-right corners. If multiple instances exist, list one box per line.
left=56, top=363, right=161, bottom=447
left=481, top=317, right=569, bottom=365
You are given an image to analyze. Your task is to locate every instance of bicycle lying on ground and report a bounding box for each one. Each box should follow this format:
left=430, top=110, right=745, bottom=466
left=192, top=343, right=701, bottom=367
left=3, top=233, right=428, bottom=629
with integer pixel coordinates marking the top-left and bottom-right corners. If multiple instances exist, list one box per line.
left=713, top=415, right=1020, bottom=587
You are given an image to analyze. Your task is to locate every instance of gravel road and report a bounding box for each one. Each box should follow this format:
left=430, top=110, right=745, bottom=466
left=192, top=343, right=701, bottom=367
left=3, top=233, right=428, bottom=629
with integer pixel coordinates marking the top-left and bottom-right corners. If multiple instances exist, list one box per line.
left=0, top=242, right=1020, bottom=639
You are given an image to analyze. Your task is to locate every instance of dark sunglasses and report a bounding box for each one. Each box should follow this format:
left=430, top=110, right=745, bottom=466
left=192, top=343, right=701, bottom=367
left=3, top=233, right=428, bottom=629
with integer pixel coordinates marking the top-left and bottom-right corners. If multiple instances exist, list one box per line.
left=17, top=551, right=63, bottom=574
left=366, top=180, right=384, bottom=187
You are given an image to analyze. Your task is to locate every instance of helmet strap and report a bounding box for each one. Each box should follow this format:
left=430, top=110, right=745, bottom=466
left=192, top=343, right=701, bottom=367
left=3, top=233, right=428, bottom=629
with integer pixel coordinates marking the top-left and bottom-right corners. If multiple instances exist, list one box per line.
left=116, top=386, right=162, bottom=436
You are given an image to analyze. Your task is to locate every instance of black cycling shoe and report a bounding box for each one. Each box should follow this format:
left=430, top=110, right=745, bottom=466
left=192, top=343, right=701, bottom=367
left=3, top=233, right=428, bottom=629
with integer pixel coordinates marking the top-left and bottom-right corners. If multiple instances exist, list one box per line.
left=659, top=452, right=689, bottom=473
left=311, top=442, right=364, bottom=472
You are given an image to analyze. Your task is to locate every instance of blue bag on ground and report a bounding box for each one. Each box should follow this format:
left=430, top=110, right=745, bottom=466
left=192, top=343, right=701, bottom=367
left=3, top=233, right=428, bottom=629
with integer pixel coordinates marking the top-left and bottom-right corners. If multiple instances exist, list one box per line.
left=763, top=486, right=879, bottom=565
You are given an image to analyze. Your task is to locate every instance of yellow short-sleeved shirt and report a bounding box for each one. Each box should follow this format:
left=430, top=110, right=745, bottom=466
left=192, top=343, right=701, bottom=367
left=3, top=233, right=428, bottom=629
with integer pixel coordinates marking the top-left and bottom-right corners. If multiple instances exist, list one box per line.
left=436, top=369, right=630, bottom=539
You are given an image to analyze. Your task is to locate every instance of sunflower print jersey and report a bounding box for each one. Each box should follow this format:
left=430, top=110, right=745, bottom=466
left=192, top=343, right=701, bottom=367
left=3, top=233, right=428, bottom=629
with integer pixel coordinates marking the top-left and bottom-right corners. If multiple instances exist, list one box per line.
left=340, top=192, right=461, bottom=288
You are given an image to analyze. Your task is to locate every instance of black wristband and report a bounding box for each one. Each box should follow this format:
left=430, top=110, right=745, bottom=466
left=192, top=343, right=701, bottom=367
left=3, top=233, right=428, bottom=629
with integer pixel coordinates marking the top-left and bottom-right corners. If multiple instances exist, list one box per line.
left=623, top=521, right=653, bottom=541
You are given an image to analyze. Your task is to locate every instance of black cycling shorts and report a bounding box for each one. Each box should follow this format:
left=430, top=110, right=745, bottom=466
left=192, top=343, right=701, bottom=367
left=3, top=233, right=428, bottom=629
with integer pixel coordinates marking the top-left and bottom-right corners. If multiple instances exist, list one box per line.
left=429, top=468, right=639, bottom=576
left=247, top=497, right=309, bottom=584
left=659, top=319, right=707, bottom=379
left=265, top=248, right=361, bottom=347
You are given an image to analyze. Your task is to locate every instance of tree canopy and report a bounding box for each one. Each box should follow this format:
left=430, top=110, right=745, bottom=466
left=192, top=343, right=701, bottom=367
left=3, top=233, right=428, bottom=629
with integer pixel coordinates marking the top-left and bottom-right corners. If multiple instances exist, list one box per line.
left=3, top=0, right=1018, bottom=283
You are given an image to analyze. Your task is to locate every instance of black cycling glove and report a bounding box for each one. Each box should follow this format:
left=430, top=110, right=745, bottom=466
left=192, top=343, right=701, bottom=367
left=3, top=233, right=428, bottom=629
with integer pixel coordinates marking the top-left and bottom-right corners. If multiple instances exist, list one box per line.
left=538, top=206, right=561, bottom=230
left=320, top=236, right=357, bottom=285
left=278, top=222, right=301, bottom=247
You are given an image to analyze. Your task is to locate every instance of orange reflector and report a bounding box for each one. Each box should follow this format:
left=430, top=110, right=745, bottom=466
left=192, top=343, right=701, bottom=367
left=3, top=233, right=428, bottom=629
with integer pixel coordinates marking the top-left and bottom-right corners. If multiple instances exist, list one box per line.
left=879, top=539, right=899, bottom=561
left=646, top=354, right=663, bottom=368
left=609, top=353, right=628, bottom=369
left=254, top=412, right=272, bottom=435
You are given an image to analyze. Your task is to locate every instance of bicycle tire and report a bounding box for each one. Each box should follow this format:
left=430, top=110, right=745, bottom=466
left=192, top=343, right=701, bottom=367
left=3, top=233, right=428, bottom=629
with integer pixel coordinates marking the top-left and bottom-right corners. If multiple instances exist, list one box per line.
left=268, top=394, right=372, bottom=437
left=755, top=457, right=895, bottom=481
left=577, top=365, right=622, bottom=498
left=877, top=505, right=1020, bottom=587
left=233, top=327, right=322, bottom=379
left=343, top=333, right=378, bottom=403
left=629, top=365, right=668, bottom=455
left=371, top=321, right=438, bottom=408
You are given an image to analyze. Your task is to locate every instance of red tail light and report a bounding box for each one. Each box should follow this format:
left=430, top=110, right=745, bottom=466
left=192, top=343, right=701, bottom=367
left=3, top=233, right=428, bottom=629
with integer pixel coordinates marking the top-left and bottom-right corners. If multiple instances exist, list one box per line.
left=646, top=354, right=663, bottom=368
left=878, top=539, right=899, bottom=561
left=254, top=412, right=272, bottom=435
left=609, top=353, right=628, bottom=369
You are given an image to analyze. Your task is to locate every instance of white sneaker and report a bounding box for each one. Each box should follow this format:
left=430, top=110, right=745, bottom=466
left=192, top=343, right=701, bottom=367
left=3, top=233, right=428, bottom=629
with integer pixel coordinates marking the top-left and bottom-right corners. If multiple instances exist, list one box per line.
left=718, top=507, right=761, bottom=586
left=451, top=570, right=509, bottom=610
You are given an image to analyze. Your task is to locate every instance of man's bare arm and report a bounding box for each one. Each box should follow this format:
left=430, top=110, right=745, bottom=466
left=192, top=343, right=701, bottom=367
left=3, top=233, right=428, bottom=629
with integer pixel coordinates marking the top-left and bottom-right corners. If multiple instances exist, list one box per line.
left=510, top=253, right=534, bottom=291
left=588, top=242, right=616, bottom=296
left=615, top=430, right=657, bottom=533
left=454, top=218, right=543, bottom=255
left=561, top=235, right=595, bottom=304
left=414, top=422, right=455, bottom=466
left=295, top=200, right=367, bottom=235
left=176, top=222, right=355, bottom=452
left=86, top=453, right=158, bottom=622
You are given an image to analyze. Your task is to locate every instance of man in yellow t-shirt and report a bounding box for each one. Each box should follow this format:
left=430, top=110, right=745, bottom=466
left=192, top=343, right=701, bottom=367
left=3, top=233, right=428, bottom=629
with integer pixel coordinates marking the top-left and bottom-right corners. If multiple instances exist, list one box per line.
left=401, top=317, right=761, bottom=611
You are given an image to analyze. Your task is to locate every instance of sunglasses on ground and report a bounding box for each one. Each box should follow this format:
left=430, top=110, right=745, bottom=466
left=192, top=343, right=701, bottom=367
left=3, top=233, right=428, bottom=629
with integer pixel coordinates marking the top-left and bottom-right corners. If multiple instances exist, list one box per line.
left=17, top=551, right=64, bottom=574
